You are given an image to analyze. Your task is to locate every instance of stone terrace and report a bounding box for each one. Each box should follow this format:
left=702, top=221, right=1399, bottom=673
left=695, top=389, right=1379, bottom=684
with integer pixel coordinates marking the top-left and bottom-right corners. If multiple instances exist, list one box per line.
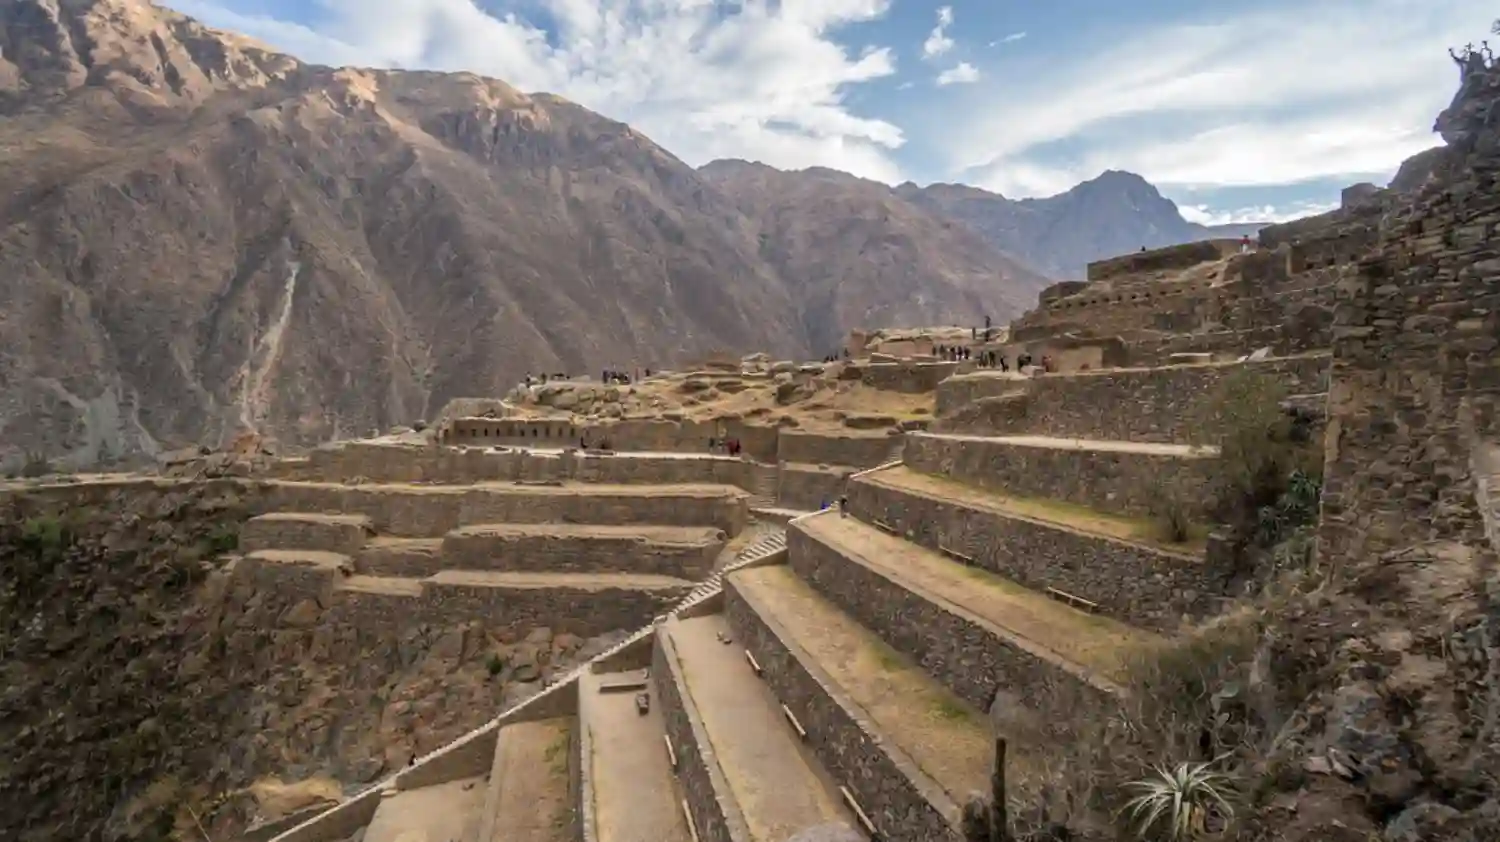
left=265, top=317, right=1313, bottom=842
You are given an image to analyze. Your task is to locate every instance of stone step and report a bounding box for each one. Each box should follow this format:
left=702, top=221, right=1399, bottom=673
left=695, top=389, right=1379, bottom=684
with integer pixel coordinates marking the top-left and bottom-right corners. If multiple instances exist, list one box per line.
left=654, top=613, right=864, bottom=842
left=726, top=564, right=999, bottom=842
left=361, top=777, right=487, bottom=842
left=477, top=716, right=578, bottom=842
left=260, top=479, right=747, bottom=538
left=789, top=511, right=1159, bottom=728
left=240, top=512, right=374, bottom=555
left=442, top=523, right=725, bottom=580
left=849, top=464, right=1218, bottom=632
left=579, top=670, right=692, bottom=842
left=902, top=430, right=1219, bottom=519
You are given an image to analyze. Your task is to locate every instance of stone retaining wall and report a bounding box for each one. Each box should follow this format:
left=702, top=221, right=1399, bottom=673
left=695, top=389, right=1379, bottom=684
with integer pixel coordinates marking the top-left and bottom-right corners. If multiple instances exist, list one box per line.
left=241, top=560, right=688, bottom=641
left=297, top=443, right=750, bottom=487
left=240, top=514, right=371, bottom=555
left=846, top=477, right=1219, bottom=632
left=902, top=433, right=1218, bottom=519
left=776, top=430, right=899, bottom=469
left=260, top=482, right=747, bottom=537
left=786, top=524, right=1118, bottom=730
left=776, top=463, right=853, bottom=511
left=935, top=373, right=1024, bottom=417
left=724, top=580, right=961, bottom=842
left=938, top=355, right=1329, bottom=444
left=856, top=361, right=961, bottom=393
left=652, top=633, right=744, bottom=842
left=440, top=527, right=724, bottom=579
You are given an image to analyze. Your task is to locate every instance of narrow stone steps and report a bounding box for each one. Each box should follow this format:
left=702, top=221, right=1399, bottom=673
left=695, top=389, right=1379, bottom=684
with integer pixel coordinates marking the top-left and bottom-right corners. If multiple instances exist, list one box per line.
left=791, top=511, right=1155, bottom=718
left=655, top=613, right=862, bottom=842
left=726, top=564, right=996, bottom=842
left=478, top=717, right=578, bottom=842
left=361, top=777, right=486, bottom=842
left=579, top=670, right=692, bottom=842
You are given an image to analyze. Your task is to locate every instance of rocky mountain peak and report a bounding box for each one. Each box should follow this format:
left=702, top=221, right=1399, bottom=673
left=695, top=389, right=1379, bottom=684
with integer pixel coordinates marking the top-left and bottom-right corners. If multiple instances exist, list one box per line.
left=0, top=0, right=300, bottom=111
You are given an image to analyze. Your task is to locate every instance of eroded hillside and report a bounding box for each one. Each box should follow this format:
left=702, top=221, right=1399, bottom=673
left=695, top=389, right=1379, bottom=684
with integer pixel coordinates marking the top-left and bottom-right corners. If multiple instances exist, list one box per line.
left=0, top=0, right=1036, bottom=472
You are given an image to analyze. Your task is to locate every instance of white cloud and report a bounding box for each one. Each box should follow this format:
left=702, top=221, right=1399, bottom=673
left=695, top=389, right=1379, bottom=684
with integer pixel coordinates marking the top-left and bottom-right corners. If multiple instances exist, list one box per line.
left=989, top=32, right=1026, bottom=46
left=946, top=0, right=1491, bottom=197
left=936, top=62, right=980, bottom=86
left=168, top=0, right=907, bottom=182
left=1178, top=201, right=1340, bottom=226
left=922, top=6, right=955, bottom=59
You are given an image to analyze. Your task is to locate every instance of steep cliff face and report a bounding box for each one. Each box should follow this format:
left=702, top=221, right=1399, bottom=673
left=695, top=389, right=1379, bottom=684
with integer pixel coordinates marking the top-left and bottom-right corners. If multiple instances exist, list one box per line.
left=0, top=0, right=1039, bottom=471
left=700, top=160, right=1051, bottom=354
left=0, top=479, right=622, bottom=842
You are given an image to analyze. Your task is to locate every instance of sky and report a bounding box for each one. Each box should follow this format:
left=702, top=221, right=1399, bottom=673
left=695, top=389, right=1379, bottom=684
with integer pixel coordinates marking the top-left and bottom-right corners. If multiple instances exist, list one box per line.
left=166, top=0, right=1495, bottom=225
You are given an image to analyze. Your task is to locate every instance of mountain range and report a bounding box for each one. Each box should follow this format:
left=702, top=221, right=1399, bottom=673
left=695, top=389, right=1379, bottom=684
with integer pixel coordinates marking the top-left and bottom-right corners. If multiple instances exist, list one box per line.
left=0, top=0, right=1273, bottom=468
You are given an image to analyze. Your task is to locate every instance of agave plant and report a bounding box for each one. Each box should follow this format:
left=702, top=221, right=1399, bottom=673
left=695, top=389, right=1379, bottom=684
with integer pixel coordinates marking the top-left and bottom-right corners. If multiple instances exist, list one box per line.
left=1121, top=760, right=1235, bottom=841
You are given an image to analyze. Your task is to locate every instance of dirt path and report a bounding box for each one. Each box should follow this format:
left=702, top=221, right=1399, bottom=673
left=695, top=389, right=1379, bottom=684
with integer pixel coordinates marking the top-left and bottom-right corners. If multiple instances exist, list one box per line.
left=798, top=513, right=1157, bottom=681
left=863, top=465, right=1205, bottom=556
left=581, top=671, right=692, bottom=842
left=668, top=614, right=854, bottom=840
left=362, top=777, right=486, bottom=842
left=731, top=565, right=996, bottom=802
left=486, top=718, right=576, bottom=842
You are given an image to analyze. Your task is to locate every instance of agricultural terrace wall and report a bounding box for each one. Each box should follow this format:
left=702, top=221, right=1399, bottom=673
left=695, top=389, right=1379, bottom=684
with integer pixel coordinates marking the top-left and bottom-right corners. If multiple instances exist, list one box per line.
left=292, top=442, right=750, bottom=488
left=776, top=430, right=900, bottom=469
left=233, top=555, right=688, bottom=642
left=723, top=579, right=961, bottom=842
left=776, top=463, right=853, bottom=510
left=902, top=432, right=1219, bottom=520
left=259, top=482, right=747, bottom=537
left=856, top=361, right=961, bottom=393
left=786, top=522, right=1119, bottom=729
left=1086, top=239, right=1237, bottom=282
left=442, top=416, right=781, bottom=463
left=936, top=355, right=1330, bottom=445
left=845, top=475, right=1221, bottom=632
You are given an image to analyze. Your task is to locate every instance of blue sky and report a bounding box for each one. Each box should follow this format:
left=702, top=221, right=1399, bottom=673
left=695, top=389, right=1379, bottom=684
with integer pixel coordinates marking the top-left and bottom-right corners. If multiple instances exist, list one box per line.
left=167, top=0, right=1494, bottom=223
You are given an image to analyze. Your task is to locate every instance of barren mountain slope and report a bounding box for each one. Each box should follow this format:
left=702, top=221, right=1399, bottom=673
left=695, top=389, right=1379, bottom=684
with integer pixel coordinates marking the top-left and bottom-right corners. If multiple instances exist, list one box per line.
left=0, top=0, right=843, bottom=469
left=699, top=160, right=1051, bottom=354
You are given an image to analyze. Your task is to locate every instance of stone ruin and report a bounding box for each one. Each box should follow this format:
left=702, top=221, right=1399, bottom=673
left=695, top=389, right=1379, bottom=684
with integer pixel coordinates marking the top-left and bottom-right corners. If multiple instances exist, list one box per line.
left=4, top=44, right=1497, bottom=842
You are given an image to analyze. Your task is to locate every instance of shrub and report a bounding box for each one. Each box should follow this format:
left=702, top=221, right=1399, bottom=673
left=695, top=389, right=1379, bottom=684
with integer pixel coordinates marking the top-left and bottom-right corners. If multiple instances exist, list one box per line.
left=486, top=653, right=506, bottom=676
left=204, top=524, right=240, bottom=555
left=20, top=450, right=53, bottom=478
left=1122, top=760, right=1235, bottom=841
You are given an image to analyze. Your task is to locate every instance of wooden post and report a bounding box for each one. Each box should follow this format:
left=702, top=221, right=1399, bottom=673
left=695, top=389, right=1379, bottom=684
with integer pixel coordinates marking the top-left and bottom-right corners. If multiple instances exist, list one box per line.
left=990, top=737, right=1009, bottom=842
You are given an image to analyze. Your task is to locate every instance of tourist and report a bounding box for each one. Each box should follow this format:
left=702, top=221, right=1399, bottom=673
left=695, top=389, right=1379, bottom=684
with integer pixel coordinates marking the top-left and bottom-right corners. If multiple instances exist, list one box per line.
left=1240, top=234, right=1252, bottom=254
left=838, top=495, right=848, bottom=517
